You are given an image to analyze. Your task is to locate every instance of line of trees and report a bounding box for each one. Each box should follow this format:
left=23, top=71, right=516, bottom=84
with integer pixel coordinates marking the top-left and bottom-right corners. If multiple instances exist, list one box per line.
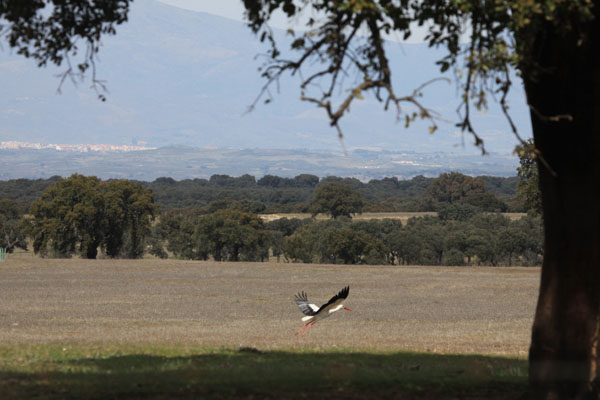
left=148, top=171, right=541, bottom=265
left=155, top=209, right=542, bottom=266
left=154, top=208, right=269, bottom=262
left=0, top=172, right=522, bottom=213
left=1, top=169, right=540, bottom=262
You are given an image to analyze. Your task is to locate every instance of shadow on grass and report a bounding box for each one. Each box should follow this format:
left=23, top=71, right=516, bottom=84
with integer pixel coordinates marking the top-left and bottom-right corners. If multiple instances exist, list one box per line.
left=0, top=349, right=529, bottom=399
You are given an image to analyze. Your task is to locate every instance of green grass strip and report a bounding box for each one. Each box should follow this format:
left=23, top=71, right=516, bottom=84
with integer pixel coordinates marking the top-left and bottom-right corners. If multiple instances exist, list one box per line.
left=0, top=344, right=528, bottom=399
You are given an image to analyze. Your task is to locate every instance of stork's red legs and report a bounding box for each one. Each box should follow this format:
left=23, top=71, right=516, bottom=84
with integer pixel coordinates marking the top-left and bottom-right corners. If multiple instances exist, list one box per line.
left=301, top=322, right=315, bottom=336
left=295, top=323, right=308, bottom=335
left=295, top=321, right=316, bottom=336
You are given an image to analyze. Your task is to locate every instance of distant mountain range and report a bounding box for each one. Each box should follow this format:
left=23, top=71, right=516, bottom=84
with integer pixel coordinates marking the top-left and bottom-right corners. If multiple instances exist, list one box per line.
left=0, top=146, right=519, bottom=181
left=0, top=0, right=532, bottom=157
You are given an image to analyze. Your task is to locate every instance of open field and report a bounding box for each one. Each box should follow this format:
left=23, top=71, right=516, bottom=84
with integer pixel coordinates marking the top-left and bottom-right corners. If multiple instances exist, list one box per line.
left=260, top=212, right=527, bottom=223
left=0, top=258, right=538, bottom=352
left=0, top=258, right=538, bottom=398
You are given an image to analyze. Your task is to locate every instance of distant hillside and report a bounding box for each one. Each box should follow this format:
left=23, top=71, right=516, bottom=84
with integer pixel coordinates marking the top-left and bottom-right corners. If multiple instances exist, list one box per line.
left=0, top=146, right=519, bottom=181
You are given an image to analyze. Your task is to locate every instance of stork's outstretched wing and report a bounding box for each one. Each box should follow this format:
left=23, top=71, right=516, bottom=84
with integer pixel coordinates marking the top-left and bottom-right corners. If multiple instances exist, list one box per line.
left=294, top=291, right=319, bottom=316
left=317, top=286, right=350, bottom=312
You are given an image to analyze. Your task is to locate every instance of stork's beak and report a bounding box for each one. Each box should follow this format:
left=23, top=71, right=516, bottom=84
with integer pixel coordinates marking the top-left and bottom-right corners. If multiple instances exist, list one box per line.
left=343, top=307, right=352, bottom=311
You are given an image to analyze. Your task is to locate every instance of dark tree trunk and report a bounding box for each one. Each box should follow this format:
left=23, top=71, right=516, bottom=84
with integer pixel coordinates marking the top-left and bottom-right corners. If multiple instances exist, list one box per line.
left=524, top=7, right=600, bottom=398
left=85, top=241, right=99, bottom=259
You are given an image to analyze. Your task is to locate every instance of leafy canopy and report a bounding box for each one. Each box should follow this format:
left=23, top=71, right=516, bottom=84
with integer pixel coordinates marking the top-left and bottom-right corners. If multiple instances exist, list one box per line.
left=25, top=174, right=156, bottom=259
left=309, top=182, right=364, bottom=219
left=0, top=199, right=28, bottom=253
left=194, top=209, right=269, bottom=262
left=516, top=138, right=542, bottom=215
left=0, top=0, right=132, bottom=99
left=243, top=0, right=595, bottom=152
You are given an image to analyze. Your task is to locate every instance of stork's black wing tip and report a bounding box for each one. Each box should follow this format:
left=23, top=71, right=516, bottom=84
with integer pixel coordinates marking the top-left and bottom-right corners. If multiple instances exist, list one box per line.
left=294, top=290, right=309, bottom=302
left=332, top=286, right=349, bottom=300
left=340, top=286, right=349, bottom=299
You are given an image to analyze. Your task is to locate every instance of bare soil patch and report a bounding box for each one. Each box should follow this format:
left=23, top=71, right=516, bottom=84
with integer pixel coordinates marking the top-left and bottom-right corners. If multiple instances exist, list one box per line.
left=0, top=258, right=539, bottom=355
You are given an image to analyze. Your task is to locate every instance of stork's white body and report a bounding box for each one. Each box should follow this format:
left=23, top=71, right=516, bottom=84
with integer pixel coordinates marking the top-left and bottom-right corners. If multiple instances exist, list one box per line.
left=294, top=286, right=351, bottom=336
left=301, top=304, right=345, bottom=323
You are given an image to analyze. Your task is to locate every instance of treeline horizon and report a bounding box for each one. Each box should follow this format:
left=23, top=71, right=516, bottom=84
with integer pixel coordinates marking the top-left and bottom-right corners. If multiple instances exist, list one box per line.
left=1, top=171, right=541, bottom=266
left=0, top=173, right=521, bottom=214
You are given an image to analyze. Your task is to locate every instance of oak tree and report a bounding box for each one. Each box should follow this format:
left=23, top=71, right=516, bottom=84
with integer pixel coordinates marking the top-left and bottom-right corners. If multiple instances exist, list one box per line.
left=327, top=227, right=385, bottom=264
left=309, top=182, right=364, bottom=219
left=242, top=1, right=600, bottom=396
left=194, top=209, right=268, bottom=262
left=27, top=174, right=105, bottom=258
left=103, top=179, right=157, bottom=258
left=0, top=199, right=28, bottom=253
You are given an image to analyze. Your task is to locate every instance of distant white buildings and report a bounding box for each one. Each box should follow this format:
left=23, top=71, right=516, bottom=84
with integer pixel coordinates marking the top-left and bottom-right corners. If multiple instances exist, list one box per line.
left=0, top=141, right=155, bottom=153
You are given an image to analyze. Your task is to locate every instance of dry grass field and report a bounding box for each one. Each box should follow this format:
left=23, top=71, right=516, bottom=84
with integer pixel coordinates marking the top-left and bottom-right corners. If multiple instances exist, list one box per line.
left=260, top=212, right=438, bottom=223
left=0, top=257, right=539, bottom=355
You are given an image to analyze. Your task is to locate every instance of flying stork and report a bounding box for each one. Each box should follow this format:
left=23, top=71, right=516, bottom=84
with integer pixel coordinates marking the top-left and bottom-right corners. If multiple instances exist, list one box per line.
left=294, top=286, right=351, bottom=336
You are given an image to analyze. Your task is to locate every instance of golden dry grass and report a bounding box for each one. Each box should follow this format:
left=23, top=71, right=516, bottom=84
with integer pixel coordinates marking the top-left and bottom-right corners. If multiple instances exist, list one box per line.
left=260, top=212, right=526, bottom=223
left=0, top=258, right=538, bottom=355
left=260, top=212, right=438, bottom=223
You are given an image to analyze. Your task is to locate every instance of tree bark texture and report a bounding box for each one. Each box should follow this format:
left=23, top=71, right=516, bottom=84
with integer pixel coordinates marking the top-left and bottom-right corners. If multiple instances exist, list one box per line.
left=525, top=6, right=600, bottom=398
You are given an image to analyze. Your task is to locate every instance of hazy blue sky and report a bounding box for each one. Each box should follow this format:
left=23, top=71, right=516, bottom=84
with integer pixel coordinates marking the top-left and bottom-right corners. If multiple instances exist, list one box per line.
left=156, top=0, right=431, bottom=43
left=157, top=0, right=293, bottom=28
left=158, top=0, right=245, bottom=19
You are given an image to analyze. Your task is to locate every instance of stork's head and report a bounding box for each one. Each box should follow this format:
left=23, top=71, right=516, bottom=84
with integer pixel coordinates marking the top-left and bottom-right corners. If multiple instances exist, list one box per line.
left=330, top=304, right=352, bottom=313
